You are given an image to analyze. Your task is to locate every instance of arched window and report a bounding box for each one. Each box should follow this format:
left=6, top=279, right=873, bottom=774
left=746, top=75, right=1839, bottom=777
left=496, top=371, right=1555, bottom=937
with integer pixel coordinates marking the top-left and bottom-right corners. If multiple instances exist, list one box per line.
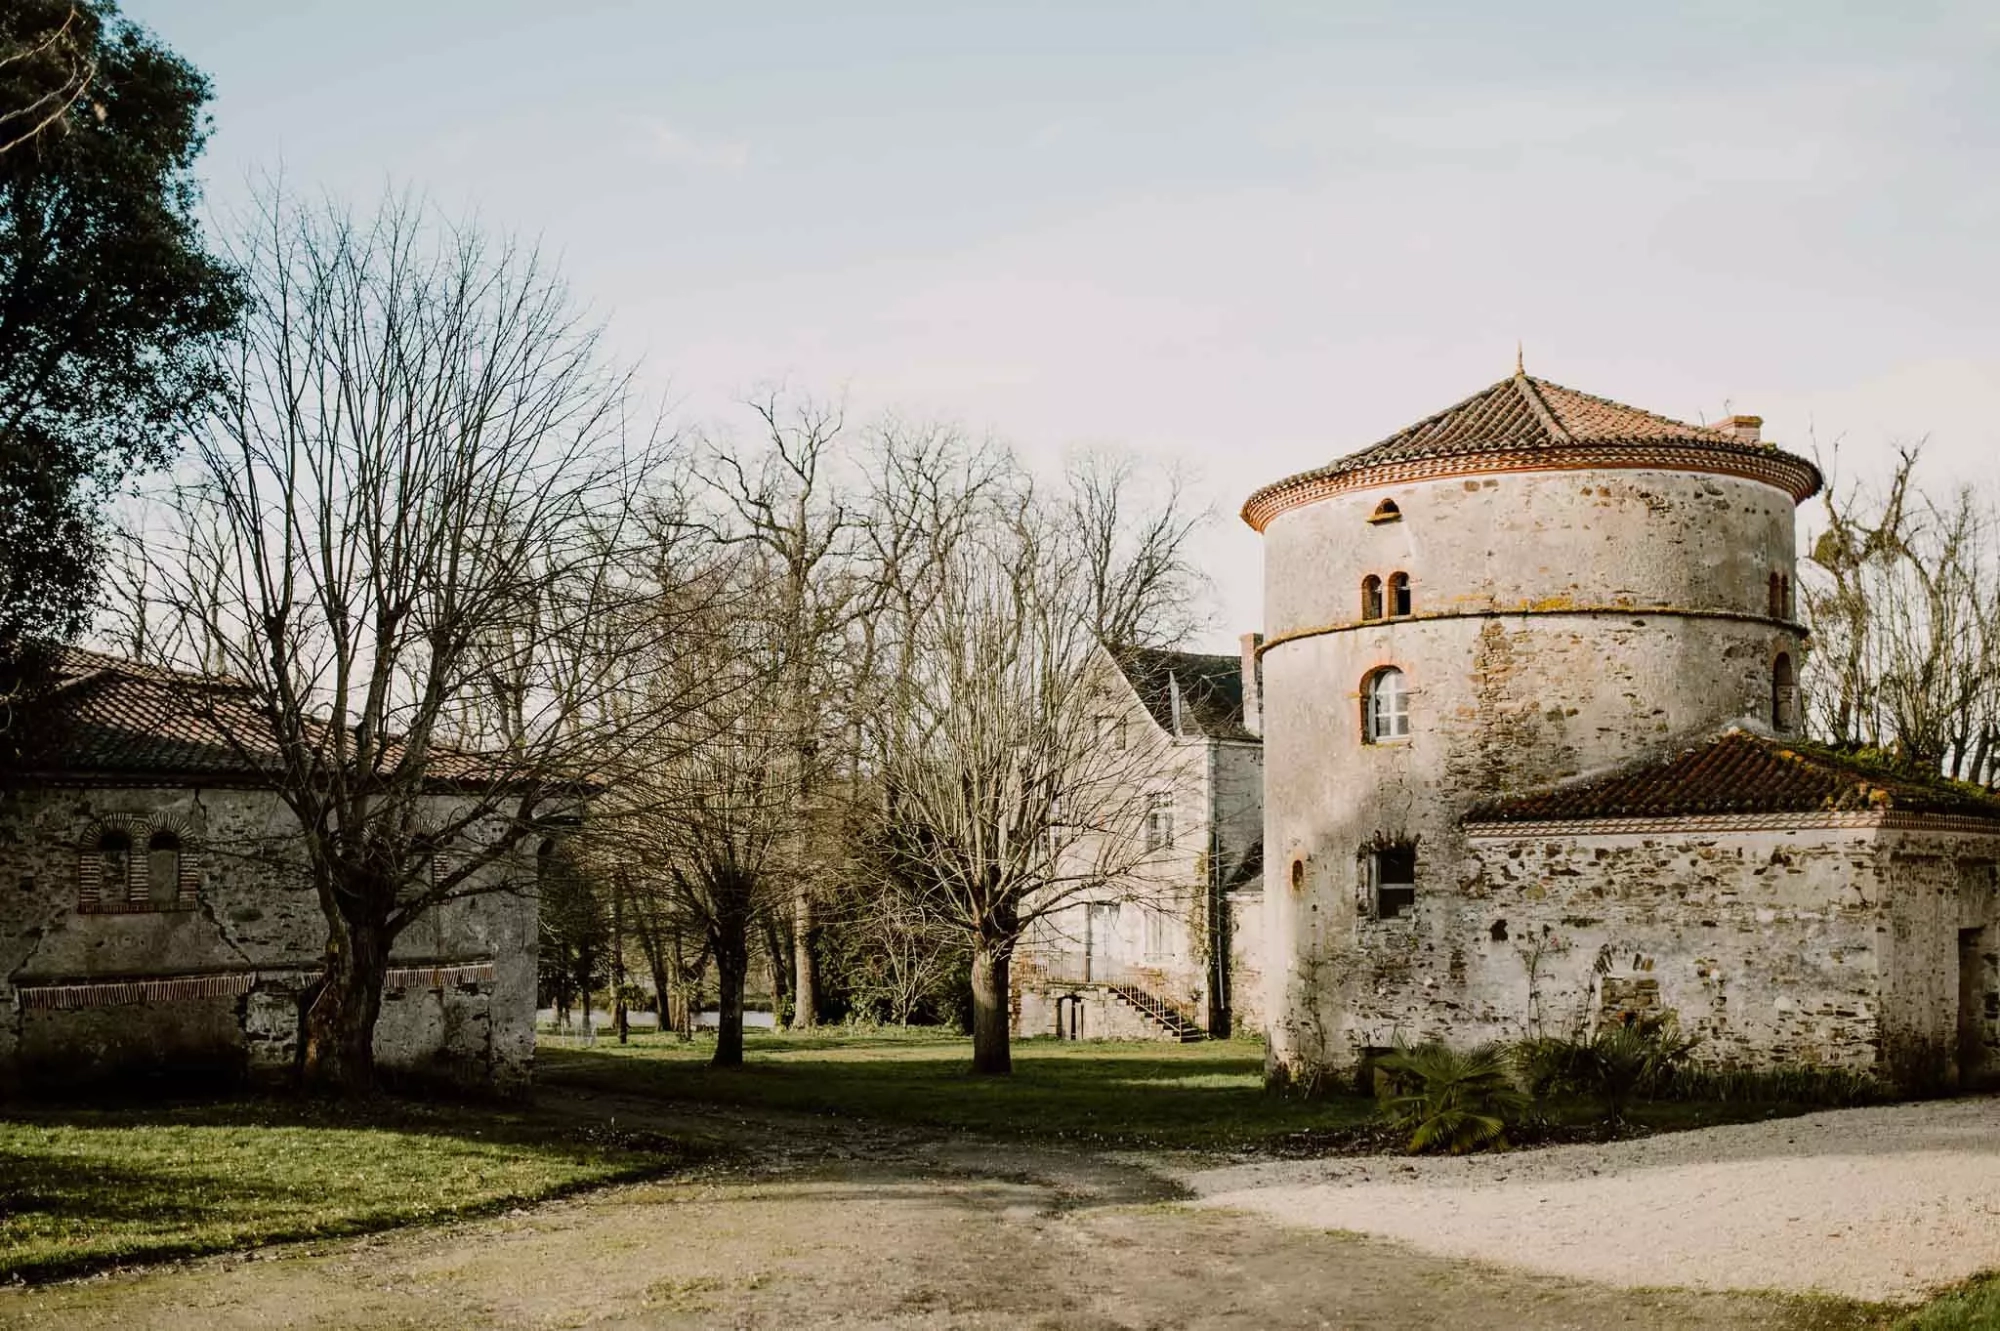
left=1768, top=572, right=1783, bottom=618
left=1362, top=667, right=1409, bottom=743
left=147, top=832, right=181, bottom=908
left=1290, top=857, right=1305, bottom=891
left=1361, top=575, right=1383, bottom=621
left=1389, top=571, right=1411, bottom=617
left=1369, top=498, right=1401, bottom=523
left=1781, top=574, right=1794, bottom=619
left=99, top=830, right=132, bottom=906
left=1772, top=653, right=1796, bottom=731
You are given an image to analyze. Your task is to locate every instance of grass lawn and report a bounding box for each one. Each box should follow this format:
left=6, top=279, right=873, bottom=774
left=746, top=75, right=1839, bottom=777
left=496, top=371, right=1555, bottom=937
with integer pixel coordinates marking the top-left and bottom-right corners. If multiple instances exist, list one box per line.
left=540, top=1027, right=1379, bottom=1150
left=1896, top=1273, right=2000, bottom=1329
left=0, top=1096, right=681, bottom=1283
left=539, top=1027, right=1826, bottom=1151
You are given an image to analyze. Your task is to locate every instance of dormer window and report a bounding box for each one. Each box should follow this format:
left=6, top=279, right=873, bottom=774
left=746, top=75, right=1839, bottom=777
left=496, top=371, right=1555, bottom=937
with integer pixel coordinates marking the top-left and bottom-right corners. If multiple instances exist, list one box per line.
left=1361, top=575, right=1383, bottom=621
left=1389, top=572, right=1411, bottom=617
left=1368, top=499, right=1402, bottom=523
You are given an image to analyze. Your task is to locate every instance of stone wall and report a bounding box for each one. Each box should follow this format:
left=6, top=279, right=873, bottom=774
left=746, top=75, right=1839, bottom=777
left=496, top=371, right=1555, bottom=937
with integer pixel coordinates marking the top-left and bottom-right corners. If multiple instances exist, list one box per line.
left=1258, top=464, right=1806, bottom=1081
left=0, top=782, right=538, bottom=1094
left=1264, top=817, right=2000, bottom=1092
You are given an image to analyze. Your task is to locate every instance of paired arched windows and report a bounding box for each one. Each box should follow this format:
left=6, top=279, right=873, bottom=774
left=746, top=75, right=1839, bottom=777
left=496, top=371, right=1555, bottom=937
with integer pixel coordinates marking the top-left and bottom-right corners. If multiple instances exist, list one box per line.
left=1767, top=570, right=1794, bottom=619
left=1360, top=572, right=1412, bottom=621
left=1772, top=652, right=1796, bottom=731
left=79, top=820, right=197, bottom=913
left=1362, top=667, right=1409, bottom=743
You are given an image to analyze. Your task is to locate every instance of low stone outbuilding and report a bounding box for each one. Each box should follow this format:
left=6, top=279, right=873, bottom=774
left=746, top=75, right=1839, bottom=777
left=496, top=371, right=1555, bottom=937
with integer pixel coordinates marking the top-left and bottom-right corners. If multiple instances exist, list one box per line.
left=0, top=649, right=539, bottom=1094
left=1455, top=729, right=1999, bottom=1092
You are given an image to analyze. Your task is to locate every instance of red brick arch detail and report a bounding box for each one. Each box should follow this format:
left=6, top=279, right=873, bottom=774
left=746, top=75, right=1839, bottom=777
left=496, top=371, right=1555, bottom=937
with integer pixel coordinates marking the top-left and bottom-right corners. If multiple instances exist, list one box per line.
left=1241, top=444, right=1822, bottom=532
left=145, top=812, right=202, bottom=909
left=77, top=817, right=147, bottom=911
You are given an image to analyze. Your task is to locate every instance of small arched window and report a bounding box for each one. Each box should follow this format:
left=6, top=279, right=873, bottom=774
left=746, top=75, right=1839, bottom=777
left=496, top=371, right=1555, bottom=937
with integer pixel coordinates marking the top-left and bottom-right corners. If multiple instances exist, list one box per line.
left=1369, top=498, right=1401, bottom=523
left=147, top=832, right=181, bottom=908
left=1361, top=575, right=1384, bottom=621
left=1362, top=667, right=1409, bottom=743
left=99, top=831, right=132, bottom=906
left=1781, top=574, right=1794, bottom=619
left=1768, top=572, right=1783, bottom=618
left=1772, top=653, right=1796, bottom=731
left=1389, top=571, right=1411, bottom=617
left=1290, top=857, right=1305, bottom=891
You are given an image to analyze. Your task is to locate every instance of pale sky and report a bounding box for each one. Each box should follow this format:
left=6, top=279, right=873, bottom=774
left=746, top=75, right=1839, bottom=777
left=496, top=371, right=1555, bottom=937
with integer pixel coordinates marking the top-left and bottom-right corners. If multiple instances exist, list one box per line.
left=132, top=1, right=2000, bottom=650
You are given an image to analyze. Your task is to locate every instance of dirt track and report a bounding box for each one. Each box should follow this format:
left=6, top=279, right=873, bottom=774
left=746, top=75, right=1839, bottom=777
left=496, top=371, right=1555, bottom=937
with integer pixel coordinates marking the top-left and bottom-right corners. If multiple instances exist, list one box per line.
left=0, top=1091, right=1903, bottom=1330
left=1188, top=1096, right=2000, bottom=1303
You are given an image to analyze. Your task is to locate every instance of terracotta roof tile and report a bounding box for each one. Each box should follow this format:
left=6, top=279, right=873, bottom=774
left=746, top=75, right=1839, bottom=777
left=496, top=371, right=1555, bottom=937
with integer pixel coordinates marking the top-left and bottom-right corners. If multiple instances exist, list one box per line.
left=1466, top=729, right=2000, bottom=823
left=5, top=648, right=511, bottom=786
left=1242, top=373, right=1823, bottom=529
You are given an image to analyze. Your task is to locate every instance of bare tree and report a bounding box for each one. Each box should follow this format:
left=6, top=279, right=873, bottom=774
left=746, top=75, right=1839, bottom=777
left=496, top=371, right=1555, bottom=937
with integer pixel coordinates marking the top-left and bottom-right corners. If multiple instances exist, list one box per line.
left=142, top=192, right=685, bottom=1094
left=1802, top=445, right=2000, bottom=783
left=1062, top=448, right=1211, bottom=649
left=599, top=571, right=796, bottom=1067
left=694, top=391, right=866, bottom=1028
left=858, top=467, right=1207, bottom=1073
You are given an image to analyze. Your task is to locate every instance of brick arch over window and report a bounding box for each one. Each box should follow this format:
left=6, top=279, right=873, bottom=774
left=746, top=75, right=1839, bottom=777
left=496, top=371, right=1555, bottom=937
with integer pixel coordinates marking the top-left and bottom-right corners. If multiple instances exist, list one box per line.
left=78, top=817, right=144, bottom=912
left=79, top=813, right=202, bottom=913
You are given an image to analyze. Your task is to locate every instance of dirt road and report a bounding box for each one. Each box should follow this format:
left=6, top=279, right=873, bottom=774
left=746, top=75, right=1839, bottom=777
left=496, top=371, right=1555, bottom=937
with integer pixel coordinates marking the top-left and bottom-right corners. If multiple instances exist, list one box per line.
left=1190, top=1097, right=2000, bottom=1303
left=0, top=1090, right=1881, bottom=1330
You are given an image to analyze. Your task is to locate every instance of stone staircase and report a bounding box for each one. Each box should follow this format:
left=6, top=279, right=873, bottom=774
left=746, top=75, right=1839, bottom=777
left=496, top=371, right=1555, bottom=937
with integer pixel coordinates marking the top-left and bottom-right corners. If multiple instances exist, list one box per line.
left=1108, top=984, right=1206, bottom=1042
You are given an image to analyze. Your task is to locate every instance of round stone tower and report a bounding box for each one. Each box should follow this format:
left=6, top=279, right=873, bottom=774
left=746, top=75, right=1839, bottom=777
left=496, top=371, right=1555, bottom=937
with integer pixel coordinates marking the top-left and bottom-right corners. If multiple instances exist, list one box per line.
left=1243, top=369, right=1822, bottom=1084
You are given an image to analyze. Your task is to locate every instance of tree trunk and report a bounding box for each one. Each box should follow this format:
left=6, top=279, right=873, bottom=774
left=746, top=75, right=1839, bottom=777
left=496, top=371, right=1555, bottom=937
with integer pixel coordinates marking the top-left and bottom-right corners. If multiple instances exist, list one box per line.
left=790, top=887, right=818, bottom=1028
left=712, top=928, right=749, bottom=1068
left=969, top=941, right=1012, bottom=1076
left=763, top=916, right=793, bottom=1027
left=301, top=914, right=390, bottom=1095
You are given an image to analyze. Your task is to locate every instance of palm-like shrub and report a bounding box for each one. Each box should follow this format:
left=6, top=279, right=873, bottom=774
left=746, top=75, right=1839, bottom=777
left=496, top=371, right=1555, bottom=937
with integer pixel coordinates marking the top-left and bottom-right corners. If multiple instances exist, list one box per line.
left=1376, top=1040, right=1531, bottom=1155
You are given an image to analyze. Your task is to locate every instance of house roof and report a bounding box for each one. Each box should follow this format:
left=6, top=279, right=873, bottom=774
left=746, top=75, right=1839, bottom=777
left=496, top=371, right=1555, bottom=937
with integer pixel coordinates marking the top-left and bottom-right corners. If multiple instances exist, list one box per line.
left=1465, top=729, right=2000, bottom=825
left=1108, top=645, right=1257, bottom=743
left=1242, top=372, right=1823, bottom=530
left=3, top=648, right=512, bottom=788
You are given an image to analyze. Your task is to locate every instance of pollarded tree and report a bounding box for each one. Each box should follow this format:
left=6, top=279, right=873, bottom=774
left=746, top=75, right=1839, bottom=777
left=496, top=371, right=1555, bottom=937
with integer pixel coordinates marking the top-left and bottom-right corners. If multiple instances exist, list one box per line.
left=601, top=569, right=797, bottom=1067
left=146, top=192, right=693, bottom=1095
left=0, top=0, right=239, bottom=655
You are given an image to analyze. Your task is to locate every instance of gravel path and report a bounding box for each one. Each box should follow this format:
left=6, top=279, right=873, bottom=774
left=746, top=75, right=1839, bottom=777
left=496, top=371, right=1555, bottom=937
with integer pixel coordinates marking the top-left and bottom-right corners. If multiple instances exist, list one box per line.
left=1184, top=1096, right=2000, bottom=1303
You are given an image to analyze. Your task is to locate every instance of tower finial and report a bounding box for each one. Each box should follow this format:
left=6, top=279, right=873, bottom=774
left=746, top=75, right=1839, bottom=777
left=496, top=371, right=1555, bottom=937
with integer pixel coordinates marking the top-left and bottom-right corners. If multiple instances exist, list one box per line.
left=1515, top=340, right=1524, bottom=376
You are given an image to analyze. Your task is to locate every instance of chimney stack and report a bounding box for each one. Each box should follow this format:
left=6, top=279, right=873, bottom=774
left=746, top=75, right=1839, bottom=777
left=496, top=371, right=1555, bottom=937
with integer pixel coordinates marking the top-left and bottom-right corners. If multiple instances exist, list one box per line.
left=1240, top=631, right=1264, bottom=737
left=1718, top=414, right=1763, bottom=444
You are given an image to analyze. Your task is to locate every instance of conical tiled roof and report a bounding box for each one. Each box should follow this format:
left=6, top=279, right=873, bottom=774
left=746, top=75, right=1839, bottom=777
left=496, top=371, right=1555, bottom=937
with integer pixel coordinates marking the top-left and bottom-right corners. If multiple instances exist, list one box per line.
left=1242, top=372, right=1822, bottom=531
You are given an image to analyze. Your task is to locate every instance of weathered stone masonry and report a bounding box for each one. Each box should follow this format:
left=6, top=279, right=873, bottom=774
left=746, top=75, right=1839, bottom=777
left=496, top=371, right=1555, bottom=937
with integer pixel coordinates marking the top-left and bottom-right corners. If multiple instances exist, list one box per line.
left=1245, top=370, right=2000, bottom=1092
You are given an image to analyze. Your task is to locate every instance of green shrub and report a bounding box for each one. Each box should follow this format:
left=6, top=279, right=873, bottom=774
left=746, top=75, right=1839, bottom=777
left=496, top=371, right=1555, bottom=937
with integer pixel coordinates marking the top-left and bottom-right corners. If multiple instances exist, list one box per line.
left=1653, top=1062, right=1883, bottom=1107
left=1511, top=1012, right=1699, bottom=1120
left=1376, top=1040, right=1530, bottom=1155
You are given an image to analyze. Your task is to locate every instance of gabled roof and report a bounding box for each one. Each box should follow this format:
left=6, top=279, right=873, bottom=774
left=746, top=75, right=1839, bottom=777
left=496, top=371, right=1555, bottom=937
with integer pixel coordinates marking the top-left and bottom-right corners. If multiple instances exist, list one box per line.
left=1242, top=371, right=1822, bottom=530
left=1465, top=729, right=2000, bottom=825
left=1107, top=645, right=1256, bottom=743
left=4, top=648, right=512, bottom=788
